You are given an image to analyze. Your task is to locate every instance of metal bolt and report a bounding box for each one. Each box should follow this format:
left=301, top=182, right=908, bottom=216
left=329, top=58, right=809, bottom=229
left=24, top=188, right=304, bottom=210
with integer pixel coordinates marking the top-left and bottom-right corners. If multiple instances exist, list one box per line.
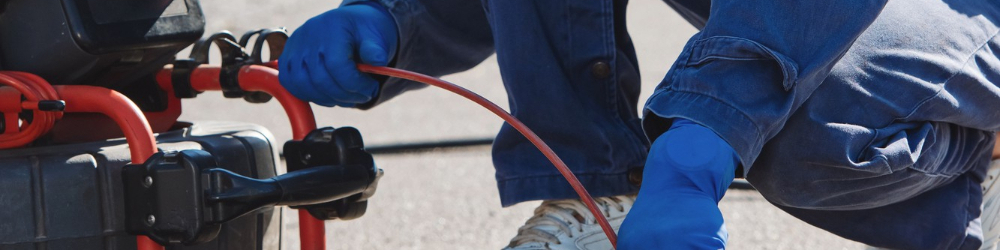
left=303, top=154, right=312, bottom=161
left=146, top=215, right=156, bottom=226
left=143, top=176, right=154, bottom=188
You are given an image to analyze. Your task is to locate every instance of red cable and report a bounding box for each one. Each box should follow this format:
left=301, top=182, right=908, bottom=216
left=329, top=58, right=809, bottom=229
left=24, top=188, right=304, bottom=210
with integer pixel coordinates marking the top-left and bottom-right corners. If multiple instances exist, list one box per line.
left=356, top=64, right=619, bottom=247
left=0, top=72, right=59, bottom=148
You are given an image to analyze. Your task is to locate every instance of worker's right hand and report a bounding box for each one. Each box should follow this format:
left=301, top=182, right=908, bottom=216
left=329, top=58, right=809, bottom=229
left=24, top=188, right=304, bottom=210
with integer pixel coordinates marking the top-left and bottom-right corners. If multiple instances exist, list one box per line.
left=279, top=2, right=398, bottom=107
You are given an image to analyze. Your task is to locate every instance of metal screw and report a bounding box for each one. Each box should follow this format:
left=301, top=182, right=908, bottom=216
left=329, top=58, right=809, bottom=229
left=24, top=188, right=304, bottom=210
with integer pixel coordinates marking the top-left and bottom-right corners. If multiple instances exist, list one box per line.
left=146, top=215, right=156, bottom=226
left=143, top=176, right=154, bottom=188
left=303, top=154, right=312, bottom=161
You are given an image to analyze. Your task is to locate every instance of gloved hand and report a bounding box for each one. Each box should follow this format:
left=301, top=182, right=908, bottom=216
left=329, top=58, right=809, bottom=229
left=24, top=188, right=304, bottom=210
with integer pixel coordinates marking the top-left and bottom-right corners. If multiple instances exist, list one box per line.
left=278, top=2, right=398, bottom=107
left=618, top=118, right=738, bottom=250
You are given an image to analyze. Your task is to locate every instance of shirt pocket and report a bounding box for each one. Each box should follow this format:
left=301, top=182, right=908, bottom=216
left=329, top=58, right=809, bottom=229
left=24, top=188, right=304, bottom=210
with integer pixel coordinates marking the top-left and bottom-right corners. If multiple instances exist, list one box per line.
left=685, top=36, right=799, bottom=91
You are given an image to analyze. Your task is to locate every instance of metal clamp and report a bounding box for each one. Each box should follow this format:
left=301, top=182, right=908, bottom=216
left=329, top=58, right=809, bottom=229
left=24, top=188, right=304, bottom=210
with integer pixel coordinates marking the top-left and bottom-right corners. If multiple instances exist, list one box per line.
left=234, top=28, right=290, bottom=103
left=172, top=28, right=289, bottom=103
left=171, top=31, right=243, bottom=99
left=239, top=28, right=288, bottom=65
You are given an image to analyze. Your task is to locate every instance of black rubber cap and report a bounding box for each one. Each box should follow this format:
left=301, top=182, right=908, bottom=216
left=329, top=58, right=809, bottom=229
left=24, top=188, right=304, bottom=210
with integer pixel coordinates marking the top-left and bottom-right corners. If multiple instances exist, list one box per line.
left=37, top=100, right=66, bottom=111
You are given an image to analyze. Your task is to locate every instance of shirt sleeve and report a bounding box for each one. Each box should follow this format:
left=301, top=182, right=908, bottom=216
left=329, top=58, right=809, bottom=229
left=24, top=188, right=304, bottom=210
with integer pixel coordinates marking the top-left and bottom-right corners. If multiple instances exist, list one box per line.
left=642, top=1, right=891, bottom=168
left=341, top=0, right=495, bottom=109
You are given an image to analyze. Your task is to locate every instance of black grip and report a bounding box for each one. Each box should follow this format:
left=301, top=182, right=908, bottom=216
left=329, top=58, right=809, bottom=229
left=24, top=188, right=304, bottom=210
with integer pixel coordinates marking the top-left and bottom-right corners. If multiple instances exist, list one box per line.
left=274, top=164, right=374, bottom=206
left=204, top=163, right=376, bottom=223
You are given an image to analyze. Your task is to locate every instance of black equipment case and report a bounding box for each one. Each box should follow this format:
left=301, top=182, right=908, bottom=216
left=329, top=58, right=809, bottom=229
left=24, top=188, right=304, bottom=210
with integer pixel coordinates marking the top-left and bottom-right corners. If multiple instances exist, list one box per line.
left=0, top=0, right=205, bottom=112
left=0, top=122, right=283, bottom=250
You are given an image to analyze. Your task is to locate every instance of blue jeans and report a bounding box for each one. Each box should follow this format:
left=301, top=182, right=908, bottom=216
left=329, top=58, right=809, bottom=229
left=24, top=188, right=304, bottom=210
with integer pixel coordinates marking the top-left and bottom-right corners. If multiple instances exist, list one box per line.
left=645, top=0, right=1000, bottom=249
left=345, top=0, right=649, bottom=206
left=348, top=0, right=1000, bottom=248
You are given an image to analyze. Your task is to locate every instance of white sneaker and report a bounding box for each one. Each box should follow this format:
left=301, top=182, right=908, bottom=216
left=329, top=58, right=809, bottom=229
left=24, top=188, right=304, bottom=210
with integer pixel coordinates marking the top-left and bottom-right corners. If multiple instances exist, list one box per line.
left=980, top=160, right=1000, bottom=250
left=502, top=195, right=634, bottom=250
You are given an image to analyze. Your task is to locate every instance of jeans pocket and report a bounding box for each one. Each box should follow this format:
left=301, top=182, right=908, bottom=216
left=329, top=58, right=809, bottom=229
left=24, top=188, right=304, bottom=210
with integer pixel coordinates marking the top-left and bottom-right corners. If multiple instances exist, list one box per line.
left=685, top=36, right=799, bottom=91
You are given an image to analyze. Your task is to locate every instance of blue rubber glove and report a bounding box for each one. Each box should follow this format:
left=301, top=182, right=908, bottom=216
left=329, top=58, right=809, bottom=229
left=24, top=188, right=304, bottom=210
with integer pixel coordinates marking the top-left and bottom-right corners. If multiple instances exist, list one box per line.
left=618, top=118, right=738, bottom=249
left=278, top=2, right=398, bottom=107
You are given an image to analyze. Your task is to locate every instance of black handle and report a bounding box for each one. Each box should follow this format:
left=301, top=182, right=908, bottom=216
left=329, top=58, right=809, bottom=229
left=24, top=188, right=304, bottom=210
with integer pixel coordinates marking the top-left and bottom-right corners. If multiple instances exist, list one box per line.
left=274, top=164, right=374, bottom=206
left=205, top=163, right=375, bottom=223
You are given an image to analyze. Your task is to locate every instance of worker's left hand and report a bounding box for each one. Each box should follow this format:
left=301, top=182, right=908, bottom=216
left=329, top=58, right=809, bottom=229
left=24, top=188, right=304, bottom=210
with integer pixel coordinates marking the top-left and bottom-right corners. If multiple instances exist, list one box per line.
left=617, top=119, right=737, bottom=249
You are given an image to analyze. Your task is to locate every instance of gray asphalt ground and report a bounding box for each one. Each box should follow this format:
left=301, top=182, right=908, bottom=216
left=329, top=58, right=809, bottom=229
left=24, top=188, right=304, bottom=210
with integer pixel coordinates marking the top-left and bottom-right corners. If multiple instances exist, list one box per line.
left=181, top=0, right=865, bottom=249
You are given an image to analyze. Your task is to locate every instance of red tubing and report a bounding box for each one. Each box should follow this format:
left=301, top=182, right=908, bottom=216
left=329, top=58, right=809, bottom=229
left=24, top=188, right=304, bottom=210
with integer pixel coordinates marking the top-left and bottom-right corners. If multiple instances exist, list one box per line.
left=160, top=65, right=325, bottom=250
left=356, top=64, right=619, bottom=247
left=0, top=72, right=60, bottom=148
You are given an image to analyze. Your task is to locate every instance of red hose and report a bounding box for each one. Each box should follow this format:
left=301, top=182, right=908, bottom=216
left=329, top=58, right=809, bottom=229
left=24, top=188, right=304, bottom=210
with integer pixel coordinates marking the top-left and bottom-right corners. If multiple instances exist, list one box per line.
left=356, top=64, right=619, bottom=247
left=0, top=72, right=60, bottom=148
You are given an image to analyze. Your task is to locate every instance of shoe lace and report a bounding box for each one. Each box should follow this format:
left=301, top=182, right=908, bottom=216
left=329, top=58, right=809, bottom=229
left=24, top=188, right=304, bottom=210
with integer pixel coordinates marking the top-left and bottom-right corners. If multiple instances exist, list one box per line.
left=507, top=196, right=629, bottom=247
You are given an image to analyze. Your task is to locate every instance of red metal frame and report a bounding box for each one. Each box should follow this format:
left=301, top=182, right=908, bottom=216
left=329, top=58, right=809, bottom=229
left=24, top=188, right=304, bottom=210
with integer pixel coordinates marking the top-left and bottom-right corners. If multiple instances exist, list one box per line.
left=0, top=62, right=617, bottom=250
left=0, top=64, right=325, bottom=250
left=156, top=64, right=325, bottom=250
left=56, top=85, right=164, bottom=250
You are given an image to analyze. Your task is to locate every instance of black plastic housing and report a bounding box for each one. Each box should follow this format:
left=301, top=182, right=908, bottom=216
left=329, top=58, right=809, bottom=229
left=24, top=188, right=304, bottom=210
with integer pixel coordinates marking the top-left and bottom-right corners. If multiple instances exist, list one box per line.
left=0, top=0, right=204, bottom=91
left=207, top=163, right=378, bottom=223
left=121, top=127, right=380, bottom=246
left=122, top=150, right=221, bottom=245
left=122, top=150, right=380, bottom=246
left=283, top=127, right=383, bottom=220
left=0, top=122, right=281, bottom=250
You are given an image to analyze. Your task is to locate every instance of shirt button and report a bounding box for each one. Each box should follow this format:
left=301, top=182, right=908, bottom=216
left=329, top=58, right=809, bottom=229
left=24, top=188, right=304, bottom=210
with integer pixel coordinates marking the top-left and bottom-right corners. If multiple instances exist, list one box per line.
left=628, top=167, right=643, bottom=186
left=591, top=61, right=611, bottom=79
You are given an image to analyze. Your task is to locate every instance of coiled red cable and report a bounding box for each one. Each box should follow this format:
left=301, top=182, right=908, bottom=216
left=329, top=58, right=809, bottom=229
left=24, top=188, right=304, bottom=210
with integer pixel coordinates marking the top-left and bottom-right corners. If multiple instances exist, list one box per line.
left=357, top=64, right=619, bottom=247
left=0, top=72, right=61, bottom=148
